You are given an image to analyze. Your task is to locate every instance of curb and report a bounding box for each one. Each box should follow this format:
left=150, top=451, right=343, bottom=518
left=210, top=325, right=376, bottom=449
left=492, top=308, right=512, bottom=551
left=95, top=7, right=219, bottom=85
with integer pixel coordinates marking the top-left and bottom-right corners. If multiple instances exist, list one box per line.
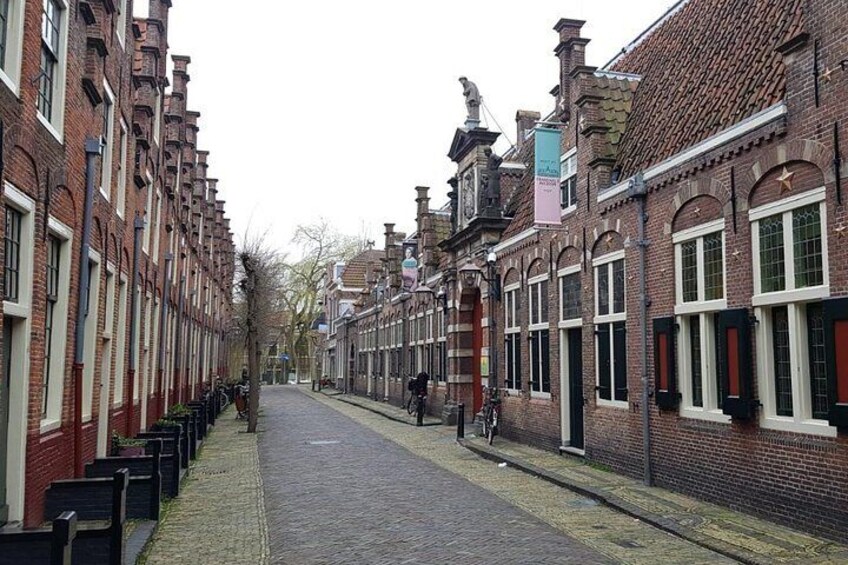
left=325, top=394, right=442, bottom=427
left=458, top=439, right=763, bottom=565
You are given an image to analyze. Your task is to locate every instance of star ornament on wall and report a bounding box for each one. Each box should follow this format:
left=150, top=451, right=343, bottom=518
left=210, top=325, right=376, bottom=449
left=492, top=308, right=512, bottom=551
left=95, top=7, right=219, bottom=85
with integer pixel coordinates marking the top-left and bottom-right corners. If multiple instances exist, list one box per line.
left=777, top=167, right=795, bottom=194
left=605, top=233, right=615, bottom=250
left=836, top=225, right=847, bottom=238
left=822, top=67, right=835, bottom=82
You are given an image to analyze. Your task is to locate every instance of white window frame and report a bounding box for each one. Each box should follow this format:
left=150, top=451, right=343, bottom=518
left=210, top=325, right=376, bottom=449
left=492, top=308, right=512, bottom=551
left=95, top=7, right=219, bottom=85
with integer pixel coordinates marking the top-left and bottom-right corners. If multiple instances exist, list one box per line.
left=113, top=273, right=128, bottom=406
left=593, top=250, right=627, bottom=408
left=115, top=0, right=126, bottom=47
left=527, top=274, right=550, bottom=398
left=115, top=119, right=128, bottom=218
left=558, top=264, right=582, bottom=328
left=142, top=173, right=153, bottom=254
left=0, top=0, right=26, bottom=95
left=504, top=283, right=521, bottom=393
left=560, top=148, right=577, bottom=215
left=749, top=186, right=833, bottom=436
left=672, top=219, right=729, bottom=422
left=81, top=250, right=101, bottom=421
left=750, top=186, right=829, bottom=307
left=152, top=188, right=162, bottom=262
left=99, top=79, right=115, bottom=201
left=35, top=0, right=69, bottom=142
left=40, top=217, right=72, bottom=432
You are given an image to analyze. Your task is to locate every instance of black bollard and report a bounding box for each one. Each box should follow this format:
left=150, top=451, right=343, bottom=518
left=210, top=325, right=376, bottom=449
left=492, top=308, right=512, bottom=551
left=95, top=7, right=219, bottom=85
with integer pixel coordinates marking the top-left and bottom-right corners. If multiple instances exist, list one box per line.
left=457, top=403, right=465, bottom=439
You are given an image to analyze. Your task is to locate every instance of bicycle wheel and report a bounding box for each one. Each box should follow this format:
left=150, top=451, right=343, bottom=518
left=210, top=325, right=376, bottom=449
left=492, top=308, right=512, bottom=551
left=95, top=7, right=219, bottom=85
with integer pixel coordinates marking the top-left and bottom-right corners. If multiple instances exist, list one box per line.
left=407, top=396, right=416, bottom=415
left=488, top=410, right=498, bottom=445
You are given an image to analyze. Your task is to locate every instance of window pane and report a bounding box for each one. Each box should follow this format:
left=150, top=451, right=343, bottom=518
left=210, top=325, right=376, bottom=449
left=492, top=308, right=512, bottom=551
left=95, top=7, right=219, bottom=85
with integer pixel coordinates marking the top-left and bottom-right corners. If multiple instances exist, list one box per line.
left=759, top=214, right=785, bottom=293
left=689, top=315, right=703, bottom=407
left=613, top=260, right=625, bottom=313
left=703, top=232, right=724, bottom=301
left=681, top=240, right=698, bottom=302
left=530, top=331, right=540, bottom=391
left=539, top=280, right=548, bottom=323
left=4, top=206, right=21, bottom=302
left=560, top=273, right=581, bottom=320
left=792, top=204, right=823, bottom=289
left=529, top=285, right=538, bottom=325
left=597, top=265, right=609, bottom=316
left=806, top=302, right=828, bottom=420
left=771, top=305, right=793, bottom=416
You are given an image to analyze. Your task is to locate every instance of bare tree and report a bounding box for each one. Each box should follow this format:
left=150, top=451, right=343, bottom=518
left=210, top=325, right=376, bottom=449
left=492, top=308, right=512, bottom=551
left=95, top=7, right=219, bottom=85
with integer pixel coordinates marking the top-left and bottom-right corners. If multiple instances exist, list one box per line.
left=236, top=233, right=282, bottom=433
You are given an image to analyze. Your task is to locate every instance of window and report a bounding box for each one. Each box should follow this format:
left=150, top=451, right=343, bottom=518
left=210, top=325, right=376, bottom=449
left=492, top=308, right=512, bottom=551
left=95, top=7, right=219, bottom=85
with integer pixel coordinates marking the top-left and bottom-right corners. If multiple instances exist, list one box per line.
left=750, top=187, right=833, bottom=436
left=672, top=219, right=728, bottom=420
left=152, top=189, right=162, bottom=261
left=41, top=235, right=59, bottom=417
left=38, top=0, right=67, bottom=135
left=115, top=0, right=126, bottom=45
left=4, top=205, right=21, bottom=302
left=528, top=276, right=550, bottom=396
left=504, top=285, right=521, bottom=390
left=0, top=0, right=24, bottom=92
left=594, top=251, right=627, bottom=405
left=82, top=255, right=101, bottom=420
left=559, top=270, right=581, bottom=321
left=560, top=149, right=577, bottom=210
left=116, top=120, right=127, bottom=218
left=436, top=307, right=446, bottom=382
left=100, top=80, right=115, bottom=200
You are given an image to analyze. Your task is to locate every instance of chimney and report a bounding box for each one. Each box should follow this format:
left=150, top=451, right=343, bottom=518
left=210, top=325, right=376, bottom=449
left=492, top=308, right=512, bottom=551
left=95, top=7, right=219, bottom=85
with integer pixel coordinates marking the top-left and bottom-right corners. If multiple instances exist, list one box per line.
left=553, top=19, right=588, bottom=122
left=515, top=110, right=541, bottom=149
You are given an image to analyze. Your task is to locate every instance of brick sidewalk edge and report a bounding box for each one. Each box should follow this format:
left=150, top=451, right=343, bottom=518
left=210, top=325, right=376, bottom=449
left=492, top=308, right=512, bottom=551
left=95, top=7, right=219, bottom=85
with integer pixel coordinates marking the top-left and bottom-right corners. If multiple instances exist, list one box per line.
left=324, top=392, right=443, bottom=427
left=458, top=438, right=766, bottom=565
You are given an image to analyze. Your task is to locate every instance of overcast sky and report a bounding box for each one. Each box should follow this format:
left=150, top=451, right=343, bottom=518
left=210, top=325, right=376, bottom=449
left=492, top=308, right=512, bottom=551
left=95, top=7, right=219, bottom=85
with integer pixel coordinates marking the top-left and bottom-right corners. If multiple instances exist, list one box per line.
left=164, top=0, right=677, bottom=255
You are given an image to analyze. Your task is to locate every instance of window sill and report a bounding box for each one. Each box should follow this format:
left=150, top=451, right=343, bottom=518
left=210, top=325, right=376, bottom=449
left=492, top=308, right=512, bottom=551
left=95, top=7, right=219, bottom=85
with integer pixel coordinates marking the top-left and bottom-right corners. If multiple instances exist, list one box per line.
left=759, top=415, right=837, bottom=438
left=39, top=419, right=61, bottom=435
left=558, top=318, right=582, bottom=329
left=680, top=407, right=731, bottom=424
left=752, top=285, right=830, bottom=307
left=560, top=204, right=577, bottom=218
left=3, top=301, right=30, bottom=319
left=0, top=68, right=19, bottom=97
left=36, top=112, right=63, bottom=144
left=675, top=299, right=727, bottom=316
left=99, top=187, right=110, bottom=201
left=596, top=398, right=628, bottom=409
left=530, top=391, right=551, bottom=400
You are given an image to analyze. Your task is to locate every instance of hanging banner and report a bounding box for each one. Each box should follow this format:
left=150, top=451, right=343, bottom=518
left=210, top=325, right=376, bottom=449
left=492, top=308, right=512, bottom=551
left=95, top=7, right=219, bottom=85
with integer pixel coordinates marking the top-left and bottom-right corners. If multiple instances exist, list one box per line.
left=534, top=126, right=562, bottom=225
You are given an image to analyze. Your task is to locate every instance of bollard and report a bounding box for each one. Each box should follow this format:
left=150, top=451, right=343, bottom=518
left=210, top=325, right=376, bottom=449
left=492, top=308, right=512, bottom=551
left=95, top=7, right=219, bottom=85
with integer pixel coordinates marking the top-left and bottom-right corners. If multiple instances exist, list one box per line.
left=457, top=403, right=465, bottom=439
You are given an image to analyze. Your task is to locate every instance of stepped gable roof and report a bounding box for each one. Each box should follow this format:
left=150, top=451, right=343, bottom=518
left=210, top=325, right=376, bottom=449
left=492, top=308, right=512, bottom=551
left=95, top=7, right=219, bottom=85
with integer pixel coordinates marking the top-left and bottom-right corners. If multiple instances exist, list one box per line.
left=340, top=249, right=384, bottom=289
left=609, top=0, right=804, bottom=177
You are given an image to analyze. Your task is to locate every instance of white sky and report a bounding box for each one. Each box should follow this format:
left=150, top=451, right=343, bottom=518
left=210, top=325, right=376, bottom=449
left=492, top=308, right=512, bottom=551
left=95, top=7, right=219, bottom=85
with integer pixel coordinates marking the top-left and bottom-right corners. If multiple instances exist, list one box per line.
left=165, top=0, right=677, bottom=254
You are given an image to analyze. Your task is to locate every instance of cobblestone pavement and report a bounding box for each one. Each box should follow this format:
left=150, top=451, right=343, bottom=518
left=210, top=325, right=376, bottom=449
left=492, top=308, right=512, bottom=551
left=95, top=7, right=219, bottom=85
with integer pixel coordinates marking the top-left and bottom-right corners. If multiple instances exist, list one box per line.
left=264, top=386, right=734, bottom=564
left=461, top=436, right=848, bottom=565
left=140, top=410, right=270, bottom=565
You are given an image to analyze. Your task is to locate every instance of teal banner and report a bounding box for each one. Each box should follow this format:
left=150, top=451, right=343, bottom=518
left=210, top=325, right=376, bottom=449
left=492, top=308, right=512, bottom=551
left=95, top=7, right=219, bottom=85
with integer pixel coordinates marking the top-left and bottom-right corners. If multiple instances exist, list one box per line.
left=534, top=127, right=561, bottom=178
left=534, top=127, right=562, bottom=225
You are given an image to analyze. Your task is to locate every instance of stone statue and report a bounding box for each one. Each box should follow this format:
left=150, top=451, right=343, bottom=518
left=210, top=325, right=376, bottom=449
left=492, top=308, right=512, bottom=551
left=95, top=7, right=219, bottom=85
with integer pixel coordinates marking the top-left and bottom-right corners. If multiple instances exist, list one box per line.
left=482, top=147, right=502, bottom=211
left=459, top=77, right=481, bottom=122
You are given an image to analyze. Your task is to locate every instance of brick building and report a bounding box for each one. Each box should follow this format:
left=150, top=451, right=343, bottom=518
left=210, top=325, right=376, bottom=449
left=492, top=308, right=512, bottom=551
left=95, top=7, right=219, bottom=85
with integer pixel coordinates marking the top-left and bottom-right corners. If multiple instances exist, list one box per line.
left=0, top=0, right=234, bottom=528
left=323, top=0, right=848, bottom=543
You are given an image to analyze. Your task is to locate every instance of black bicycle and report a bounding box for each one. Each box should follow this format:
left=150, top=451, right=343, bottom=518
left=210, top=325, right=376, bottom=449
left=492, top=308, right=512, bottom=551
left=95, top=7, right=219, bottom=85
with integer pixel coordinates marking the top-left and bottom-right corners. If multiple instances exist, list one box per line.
left=482, top=387, right=501, bottom=445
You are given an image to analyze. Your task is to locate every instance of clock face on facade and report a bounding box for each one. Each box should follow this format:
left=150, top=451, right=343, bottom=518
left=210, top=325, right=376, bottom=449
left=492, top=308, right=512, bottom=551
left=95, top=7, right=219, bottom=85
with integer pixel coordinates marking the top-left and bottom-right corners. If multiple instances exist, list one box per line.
left=463, top=173, right=475, bottom=219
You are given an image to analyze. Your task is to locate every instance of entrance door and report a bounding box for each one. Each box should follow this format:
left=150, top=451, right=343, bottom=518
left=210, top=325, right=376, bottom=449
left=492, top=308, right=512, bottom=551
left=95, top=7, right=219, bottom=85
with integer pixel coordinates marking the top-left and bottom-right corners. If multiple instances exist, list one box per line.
left=472, top=297, right=483, bottom=414
left=1, top=318, right=12, bottom=524
left=560, top=327, right=584, bottom=450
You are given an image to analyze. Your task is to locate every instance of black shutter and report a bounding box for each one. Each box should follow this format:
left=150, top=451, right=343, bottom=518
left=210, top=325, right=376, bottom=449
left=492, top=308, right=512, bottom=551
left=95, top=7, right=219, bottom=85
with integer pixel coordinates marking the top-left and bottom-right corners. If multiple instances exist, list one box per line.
left=597, top=324, right=611, bottom=400
left=505, top=336, right=513, bottom=389
left=823, top=297, right=848, bottom=430
left=515, top=336, right=522, bottom=391
left=613, top=321, right=627, bottom=402
left=653, top=317, right=679, bottom=409
left=718, top=308, right=756, bottom=419
left=541, top=329, right=550, bottom=393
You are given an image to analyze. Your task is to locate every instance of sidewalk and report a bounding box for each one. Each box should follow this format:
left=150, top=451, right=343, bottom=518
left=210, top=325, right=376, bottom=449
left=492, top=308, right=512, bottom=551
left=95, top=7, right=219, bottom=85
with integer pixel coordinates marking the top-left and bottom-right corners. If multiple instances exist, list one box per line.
left=320, top=388, right=442, bottom=426
left=138, top=410, right=270, bottom=565
left=460, top=435, right=848, bottom=565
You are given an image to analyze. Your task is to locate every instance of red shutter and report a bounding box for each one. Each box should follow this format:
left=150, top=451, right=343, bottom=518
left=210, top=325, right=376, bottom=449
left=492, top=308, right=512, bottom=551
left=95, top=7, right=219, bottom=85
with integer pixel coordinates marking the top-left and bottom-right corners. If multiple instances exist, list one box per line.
left=823, top=297, right=848, bottom=430
left=719, top=308, right=756, bottom=419
left=653, top=317, right=679, bottom=409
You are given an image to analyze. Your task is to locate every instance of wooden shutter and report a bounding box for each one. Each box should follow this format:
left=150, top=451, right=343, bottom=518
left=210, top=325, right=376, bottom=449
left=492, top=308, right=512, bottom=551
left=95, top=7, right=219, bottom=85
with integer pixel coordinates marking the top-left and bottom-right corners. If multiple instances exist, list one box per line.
left=823, top=297, right=848, bottom=430
left=596, top=324, right=611, bottom=400
left=613, top=321, right=627, bottom=402
left=718, top=308, right=755, bottom=419
left=653, top=317, right=679, bottom=409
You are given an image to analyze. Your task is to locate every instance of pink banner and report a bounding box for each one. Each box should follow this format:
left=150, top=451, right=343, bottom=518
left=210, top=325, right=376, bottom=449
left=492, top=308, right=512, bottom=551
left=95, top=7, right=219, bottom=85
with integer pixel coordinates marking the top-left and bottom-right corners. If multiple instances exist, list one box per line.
left=534, top=176, right=561, bottom=225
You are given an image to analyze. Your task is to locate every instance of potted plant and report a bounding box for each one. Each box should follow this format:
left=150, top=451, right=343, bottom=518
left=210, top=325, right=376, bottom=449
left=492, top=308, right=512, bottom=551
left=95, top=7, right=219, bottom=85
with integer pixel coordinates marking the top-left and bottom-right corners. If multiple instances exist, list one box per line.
left=168, top=403, right=192, bottom=417
left=111, top=433, right=147, bottom=457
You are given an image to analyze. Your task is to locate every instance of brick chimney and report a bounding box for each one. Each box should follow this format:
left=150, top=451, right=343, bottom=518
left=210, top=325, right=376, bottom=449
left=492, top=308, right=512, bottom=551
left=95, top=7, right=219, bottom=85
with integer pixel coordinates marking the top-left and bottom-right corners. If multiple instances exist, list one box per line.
left=515, top=110, right=541, bottom=149
left=553, top=19, right=589, bottom=122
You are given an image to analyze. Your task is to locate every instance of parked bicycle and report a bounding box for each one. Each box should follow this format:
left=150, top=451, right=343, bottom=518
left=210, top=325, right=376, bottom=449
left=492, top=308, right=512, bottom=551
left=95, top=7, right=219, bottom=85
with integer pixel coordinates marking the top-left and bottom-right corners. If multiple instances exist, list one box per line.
left=407, top=372, right=429, bottom=426
left=482, top=386, right=501, bottom=445
left=234, top=383, right=250, bottom=420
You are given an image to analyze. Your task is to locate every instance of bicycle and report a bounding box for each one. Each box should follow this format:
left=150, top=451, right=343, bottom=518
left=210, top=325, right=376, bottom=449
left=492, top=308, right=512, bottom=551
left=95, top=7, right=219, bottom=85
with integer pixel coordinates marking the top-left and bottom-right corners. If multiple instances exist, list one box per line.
left=482, top=386, right=501, bottom=445
left=406, top=376, right=419, bottom=415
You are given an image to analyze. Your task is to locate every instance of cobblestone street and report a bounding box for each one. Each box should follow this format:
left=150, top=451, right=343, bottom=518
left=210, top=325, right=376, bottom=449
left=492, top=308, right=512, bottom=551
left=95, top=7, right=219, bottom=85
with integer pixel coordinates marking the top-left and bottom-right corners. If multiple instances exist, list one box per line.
left=260, top=386, right=733, bottom=564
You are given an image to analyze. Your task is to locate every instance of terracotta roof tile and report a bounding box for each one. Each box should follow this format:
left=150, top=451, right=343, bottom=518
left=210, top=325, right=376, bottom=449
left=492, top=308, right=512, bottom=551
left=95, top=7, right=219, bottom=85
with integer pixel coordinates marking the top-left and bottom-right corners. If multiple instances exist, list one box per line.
left=609, top=0, right=804, bottom=177
left=340, top=249, right=383, bottom=288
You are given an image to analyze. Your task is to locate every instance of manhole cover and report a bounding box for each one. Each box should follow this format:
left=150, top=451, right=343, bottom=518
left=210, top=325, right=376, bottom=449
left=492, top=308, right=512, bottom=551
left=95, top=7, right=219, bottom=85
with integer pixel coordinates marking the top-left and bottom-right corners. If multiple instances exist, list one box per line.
left=307, top=440, right=341, bottom=445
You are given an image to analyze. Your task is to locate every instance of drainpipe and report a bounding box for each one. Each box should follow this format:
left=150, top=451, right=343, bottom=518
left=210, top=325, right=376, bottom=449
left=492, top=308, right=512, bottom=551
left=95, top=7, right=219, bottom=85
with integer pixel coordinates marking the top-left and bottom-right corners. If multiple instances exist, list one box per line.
left=125, top=215, right=145, bottom=436
left=72, top=138, right=101, bottom=477
left=157, top=253, right=173, bottom=417
left=628, top=172, right=652, bottom=487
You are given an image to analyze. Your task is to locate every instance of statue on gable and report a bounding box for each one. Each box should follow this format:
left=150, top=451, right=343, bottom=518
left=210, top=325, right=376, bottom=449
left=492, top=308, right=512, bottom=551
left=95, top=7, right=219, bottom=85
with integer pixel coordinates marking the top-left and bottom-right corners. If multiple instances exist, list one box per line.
left=459, top=76, right=481, bottom=122
left=481, top=147, right=502, bottom=211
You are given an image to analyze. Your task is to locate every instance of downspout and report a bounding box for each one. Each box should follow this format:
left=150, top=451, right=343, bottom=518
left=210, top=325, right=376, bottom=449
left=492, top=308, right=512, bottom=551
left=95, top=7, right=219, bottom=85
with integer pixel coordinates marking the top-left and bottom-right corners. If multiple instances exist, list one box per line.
left=189, top=289, right=196, bottom=399
left=157, top=253, right=173, bottom=417
left=173, top=275, right=186, bottom=404
left=628, top=172, right=653, bottom=487
left=73, top=138, right=101, bottom=477
left=125, top=215, right=145, bottom=436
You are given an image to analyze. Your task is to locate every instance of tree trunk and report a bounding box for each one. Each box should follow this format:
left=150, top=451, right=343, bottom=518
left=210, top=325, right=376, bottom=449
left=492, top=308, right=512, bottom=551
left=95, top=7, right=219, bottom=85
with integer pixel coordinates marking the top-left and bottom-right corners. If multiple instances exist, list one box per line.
left=245, top=261, right=260, bottom=433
